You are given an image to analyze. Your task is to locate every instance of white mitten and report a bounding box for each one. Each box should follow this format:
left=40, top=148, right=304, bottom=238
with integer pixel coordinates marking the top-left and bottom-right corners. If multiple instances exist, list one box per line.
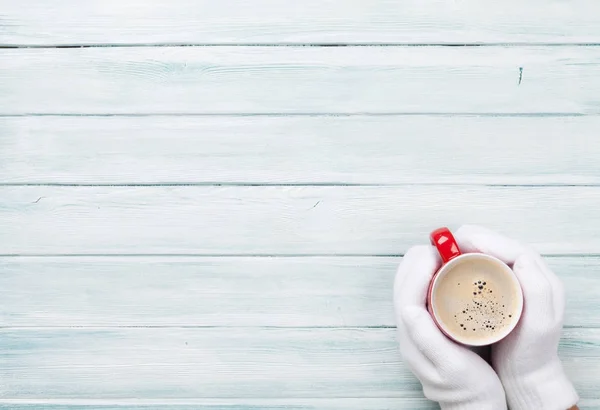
left=394, top=245, right=507, bottom=410
left=455, top=225, right=579, bottom=410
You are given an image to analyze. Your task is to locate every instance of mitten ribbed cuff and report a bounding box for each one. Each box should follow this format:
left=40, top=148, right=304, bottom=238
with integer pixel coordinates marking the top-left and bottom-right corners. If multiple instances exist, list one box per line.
left=501, top=358, right=578, bottom=410
left=442, top=401, right=507, bottom=410
left=439, top=378, right=508, bottom=410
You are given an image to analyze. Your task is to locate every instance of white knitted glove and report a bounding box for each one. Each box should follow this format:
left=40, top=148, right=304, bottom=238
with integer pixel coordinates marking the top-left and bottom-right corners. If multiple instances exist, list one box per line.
left=394, top=245, right=508, bottom=410
left=455, top=225, right=579, bottom=410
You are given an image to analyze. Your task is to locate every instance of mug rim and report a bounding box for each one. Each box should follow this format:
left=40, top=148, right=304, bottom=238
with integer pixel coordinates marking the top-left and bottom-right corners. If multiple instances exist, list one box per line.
left=428, top=252, right=524, bottom=346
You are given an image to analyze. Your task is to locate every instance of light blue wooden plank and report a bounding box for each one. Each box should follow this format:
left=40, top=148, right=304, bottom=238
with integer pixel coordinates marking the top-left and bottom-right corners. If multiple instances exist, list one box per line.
left=0, top=256, right=598, bottom=328
left=1, top=115, right=599, bottom=185
left=1, top=186, right=600, bottom=255
left=0, top=398, right=440, bottom=410
left=1, top=0, right=600, bottom=46
left=4, top=399, right=600, bottom=410
left=2, top=47, right=600, bottom=115
left=0, top=401, right=594, bottom=409
left=0, top=328, right=597, bottom=399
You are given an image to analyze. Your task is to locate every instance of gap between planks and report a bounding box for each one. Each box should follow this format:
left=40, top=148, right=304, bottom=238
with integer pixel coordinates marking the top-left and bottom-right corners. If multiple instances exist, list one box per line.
left=3, top=184, right=600, bottom=188
left=3, top=183, right=600, bottom=187
left=2, top=253, right=600, bottom=258
left=3, top=43, right=600, bottom=49
left=0, top=398, right=598, bottom=410
left=0, top=112, right=595, bottom=118
left=0, top=325, right=593, bottom=329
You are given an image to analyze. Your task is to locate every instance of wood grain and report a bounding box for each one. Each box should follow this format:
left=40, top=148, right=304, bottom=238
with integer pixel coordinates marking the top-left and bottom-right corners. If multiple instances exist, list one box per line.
left=2, top=186, right=600, bottom=255
left=0, top=256, right=598, bottom=328
left=3, top=1, right=599, bottom=407
left=2, top=399, right=600, bottom=410
left=3, top=400, right=599, bottom=410
left=1, top=115, right=599, bottom=185
left=1, top=328, right=597, bottom=399
left=0, top=398, right=441, bottom=410
left=2, top=47, right=600, bottom=115
left=1, top=401, right=599, bottom=410
left=1, top=0, right=600, bottom=46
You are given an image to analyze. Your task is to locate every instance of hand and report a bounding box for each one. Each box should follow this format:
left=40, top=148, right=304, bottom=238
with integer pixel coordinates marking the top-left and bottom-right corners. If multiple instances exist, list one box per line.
left=455, top=225, right=579, bottom=410
left=394, top=245, right=507, bottom=410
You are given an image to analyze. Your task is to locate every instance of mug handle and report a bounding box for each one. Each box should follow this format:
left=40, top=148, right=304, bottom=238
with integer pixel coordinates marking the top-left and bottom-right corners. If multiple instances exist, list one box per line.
left=430, top=227, right=462, bottom=263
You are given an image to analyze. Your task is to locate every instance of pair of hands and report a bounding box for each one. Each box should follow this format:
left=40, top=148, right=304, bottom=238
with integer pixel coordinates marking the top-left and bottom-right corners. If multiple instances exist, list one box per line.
left=394, top=225, right=579, bottom=410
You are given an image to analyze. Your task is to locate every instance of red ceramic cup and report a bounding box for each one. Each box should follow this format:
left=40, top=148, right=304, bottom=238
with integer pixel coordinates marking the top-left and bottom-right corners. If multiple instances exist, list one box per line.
left=427, top=227, right=523, bottom=346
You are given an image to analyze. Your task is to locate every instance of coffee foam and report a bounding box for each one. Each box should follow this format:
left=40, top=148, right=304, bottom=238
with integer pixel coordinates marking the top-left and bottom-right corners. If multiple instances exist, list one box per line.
left=432, top=255, right=521, bottom=344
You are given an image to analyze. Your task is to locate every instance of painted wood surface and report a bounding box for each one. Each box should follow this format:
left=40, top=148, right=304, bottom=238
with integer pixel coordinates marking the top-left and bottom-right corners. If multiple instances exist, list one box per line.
left=2, top=47, right=600, bottom=115
left=1, top=256, right=598, bottom=328
left=3, top=401, right=600, bottom=410
left=2, top=186, right=600, bottom=255
left=3, top=1, right=600, bottom=408
left=2, top=400, right=600, bottom=410
left=1, top=0, right=600, bottom=46
left=1, top=328, right=598, bottom=399
left=0, top=399, right=443, bottom=410
left=1, top=115, right=599, bottom=185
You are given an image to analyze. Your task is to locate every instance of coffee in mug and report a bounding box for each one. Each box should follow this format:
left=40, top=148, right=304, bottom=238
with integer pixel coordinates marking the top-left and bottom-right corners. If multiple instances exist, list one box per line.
left=428, top=227, right=523, bottom=346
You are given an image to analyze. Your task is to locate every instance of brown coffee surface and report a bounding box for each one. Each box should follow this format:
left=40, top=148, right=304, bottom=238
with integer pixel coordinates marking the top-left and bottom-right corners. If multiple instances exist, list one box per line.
left=432, top=256, right=521, bottom=344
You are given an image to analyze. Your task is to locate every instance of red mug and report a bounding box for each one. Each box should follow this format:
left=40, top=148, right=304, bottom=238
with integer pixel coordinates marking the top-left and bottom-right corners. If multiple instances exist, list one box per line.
left=427, top=227, right=523, bottom=346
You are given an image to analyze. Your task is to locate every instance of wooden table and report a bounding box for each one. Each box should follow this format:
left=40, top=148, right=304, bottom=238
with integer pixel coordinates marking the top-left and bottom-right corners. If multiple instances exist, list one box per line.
left=1, top=1, right=600, bottom=408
